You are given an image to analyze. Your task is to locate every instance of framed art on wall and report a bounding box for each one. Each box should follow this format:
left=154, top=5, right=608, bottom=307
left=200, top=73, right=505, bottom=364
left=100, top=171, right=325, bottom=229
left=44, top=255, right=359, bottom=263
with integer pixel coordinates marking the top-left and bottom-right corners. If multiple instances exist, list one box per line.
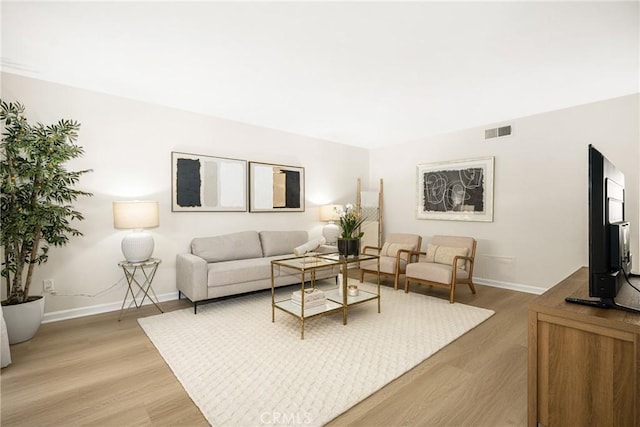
left=249, top=162, right=305, bottom=212
left=416, top=156, right=494, bottom=221
left=171, top=152, right=247, bottom=212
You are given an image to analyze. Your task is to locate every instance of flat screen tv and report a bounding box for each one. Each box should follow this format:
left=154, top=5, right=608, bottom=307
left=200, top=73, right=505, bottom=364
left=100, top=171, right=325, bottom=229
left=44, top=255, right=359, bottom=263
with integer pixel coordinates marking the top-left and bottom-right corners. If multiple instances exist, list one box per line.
left=566, top=144, right=637, bottom=313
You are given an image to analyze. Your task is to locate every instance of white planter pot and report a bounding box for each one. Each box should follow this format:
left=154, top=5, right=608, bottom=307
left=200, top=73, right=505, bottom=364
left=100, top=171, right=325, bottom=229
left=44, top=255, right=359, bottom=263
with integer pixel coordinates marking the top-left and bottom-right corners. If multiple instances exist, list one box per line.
left=2, top=296, right=45, bottom=344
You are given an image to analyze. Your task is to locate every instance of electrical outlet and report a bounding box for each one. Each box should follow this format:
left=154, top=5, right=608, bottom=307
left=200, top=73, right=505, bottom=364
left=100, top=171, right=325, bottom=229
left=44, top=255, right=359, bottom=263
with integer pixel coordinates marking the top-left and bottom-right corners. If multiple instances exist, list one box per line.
left=43, top=279, right=55, bottom=293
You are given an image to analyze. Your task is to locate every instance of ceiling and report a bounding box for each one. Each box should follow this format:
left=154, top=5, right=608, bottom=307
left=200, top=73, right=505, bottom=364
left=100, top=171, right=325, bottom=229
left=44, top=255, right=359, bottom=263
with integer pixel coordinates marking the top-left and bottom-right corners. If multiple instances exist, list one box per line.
left=1, top=1, right=638, bottom=149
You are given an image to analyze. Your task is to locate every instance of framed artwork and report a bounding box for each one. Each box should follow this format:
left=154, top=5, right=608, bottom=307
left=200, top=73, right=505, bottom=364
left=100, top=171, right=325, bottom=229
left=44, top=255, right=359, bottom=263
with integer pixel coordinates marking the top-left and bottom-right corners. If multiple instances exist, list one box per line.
left=416, top=156, right=494, bottom=221
left=171, top=152, right=247, bottom=212
left=249, top=162, right=305, bottom=212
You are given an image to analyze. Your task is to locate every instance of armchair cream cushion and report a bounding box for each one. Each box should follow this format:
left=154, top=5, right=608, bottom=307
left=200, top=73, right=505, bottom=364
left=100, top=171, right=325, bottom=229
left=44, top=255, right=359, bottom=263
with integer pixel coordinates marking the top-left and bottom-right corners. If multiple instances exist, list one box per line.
left=407, top=262, right=469, bottom=284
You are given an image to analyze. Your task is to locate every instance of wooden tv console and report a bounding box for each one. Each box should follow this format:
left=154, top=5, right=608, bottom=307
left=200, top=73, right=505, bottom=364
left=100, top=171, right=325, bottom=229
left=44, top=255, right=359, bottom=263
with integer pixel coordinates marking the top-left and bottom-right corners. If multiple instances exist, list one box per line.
left=528, top=267, right=640, bottom=426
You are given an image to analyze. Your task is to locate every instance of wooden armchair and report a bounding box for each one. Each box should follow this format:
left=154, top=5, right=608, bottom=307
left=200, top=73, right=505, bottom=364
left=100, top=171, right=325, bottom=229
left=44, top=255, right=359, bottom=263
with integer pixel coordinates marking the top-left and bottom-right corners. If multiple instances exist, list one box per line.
left=359, top=233, right=422, bottom=290
left=404, top=235, right=477, bottom=303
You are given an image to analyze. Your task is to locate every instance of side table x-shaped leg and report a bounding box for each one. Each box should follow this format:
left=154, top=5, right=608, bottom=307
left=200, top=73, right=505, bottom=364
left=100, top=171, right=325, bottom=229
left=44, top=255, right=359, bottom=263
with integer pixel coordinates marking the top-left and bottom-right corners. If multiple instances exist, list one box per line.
left=118, top=258, right=163, bottom=321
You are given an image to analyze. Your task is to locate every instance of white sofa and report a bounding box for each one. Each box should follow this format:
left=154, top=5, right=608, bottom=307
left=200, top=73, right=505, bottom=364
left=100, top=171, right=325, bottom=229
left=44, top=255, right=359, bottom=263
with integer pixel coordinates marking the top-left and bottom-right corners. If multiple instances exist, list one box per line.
left=176, top=230, right=339, bottom=313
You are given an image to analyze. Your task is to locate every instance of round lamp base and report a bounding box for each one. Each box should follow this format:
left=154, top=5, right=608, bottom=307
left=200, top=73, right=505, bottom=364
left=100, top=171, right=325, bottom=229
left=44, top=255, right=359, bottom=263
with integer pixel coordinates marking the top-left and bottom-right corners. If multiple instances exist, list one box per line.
left=322, top=223, right=341, bottom=245
left=122, top=231, right=154, bottom=263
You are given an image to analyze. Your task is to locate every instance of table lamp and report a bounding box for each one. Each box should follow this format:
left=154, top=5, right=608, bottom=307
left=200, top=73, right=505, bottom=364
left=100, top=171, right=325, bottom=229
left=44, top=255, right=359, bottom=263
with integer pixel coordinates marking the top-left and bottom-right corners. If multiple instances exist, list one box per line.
left=320, top=204, right=342, bottom=245
left=113, top=200, right=159, bottom=262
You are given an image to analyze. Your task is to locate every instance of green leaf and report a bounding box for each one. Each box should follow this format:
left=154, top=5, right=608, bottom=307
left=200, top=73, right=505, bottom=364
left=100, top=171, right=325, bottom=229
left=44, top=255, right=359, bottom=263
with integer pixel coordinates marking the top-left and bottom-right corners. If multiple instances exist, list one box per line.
left=1, top=99, right=93, bottom=303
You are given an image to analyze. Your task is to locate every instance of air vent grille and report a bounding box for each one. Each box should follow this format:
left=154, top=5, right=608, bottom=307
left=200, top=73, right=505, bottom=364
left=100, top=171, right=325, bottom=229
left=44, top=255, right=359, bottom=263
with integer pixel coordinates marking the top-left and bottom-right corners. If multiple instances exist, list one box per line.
left=485, top=125, right=512, bottom=140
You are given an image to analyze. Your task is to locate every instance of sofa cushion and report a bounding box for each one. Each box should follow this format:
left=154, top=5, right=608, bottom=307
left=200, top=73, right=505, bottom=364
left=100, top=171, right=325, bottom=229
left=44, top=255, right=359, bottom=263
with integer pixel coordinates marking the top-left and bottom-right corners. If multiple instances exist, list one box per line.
left=207, top=258, right=272, bottom=287
left=259, top=230, right=308, bottom=257
left=192, top=231, right=263, bottom=262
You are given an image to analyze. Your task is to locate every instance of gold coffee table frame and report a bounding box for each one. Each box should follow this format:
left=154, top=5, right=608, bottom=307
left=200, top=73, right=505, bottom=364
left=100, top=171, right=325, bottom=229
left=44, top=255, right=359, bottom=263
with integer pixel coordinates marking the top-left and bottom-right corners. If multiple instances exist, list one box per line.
left=271, top=252, right=380, bottom=339
left=319, top=252, right=381, bottom=316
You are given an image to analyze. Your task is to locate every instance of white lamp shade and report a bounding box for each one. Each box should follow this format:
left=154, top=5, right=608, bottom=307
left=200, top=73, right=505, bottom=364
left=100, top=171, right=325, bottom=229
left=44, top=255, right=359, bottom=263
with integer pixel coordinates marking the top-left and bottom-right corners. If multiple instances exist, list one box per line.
left=113, top=201, right=159, bottom=229
left=320, top=204, right=342, bottom=222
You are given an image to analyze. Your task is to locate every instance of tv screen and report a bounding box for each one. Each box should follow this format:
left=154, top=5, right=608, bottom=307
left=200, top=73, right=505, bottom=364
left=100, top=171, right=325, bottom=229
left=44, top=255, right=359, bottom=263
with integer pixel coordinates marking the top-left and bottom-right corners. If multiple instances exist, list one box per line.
left=589, top=144, right=631, bottom=297
left=566, top=145, right=636, bottom=313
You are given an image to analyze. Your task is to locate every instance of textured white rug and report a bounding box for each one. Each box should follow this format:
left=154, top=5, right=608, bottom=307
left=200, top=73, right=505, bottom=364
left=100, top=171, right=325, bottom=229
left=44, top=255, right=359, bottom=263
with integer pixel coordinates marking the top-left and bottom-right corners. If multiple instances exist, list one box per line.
left=138, top=281, right=494, bottom=426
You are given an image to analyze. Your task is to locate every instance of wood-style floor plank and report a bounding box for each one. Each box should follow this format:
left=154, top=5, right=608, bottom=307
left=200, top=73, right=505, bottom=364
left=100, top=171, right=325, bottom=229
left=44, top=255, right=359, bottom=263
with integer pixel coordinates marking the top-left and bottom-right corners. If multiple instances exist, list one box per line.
left=1, top=274, right=535, bottom=426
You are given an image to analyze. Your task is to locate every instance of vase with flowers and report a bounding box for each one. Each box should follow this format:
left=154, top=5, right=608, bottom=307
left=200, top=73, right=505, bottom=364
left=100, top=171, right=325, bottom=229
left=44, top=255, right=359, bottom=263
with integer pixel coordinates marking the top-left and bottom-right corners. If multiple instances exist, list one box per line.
left=337, top=204, right=365, bottom=257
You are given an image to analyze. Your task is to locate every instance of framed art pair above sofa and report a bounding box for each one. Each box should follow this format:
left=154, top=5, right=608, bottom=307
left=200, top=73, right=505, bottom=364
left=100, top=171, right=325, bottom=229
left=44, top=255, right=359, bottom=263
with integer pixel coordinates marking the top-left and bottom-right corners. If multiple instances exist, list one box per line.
left=171, top=152, right=305, bottom=213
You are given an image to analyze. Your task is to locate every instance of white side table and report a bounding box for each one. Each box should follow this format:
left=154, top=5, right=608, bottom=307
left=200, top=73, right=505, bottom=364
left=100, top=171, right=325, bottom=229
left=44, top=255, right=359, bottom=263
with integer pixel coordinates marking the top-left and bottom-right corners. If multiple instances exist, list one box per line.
left=118, top=258, right=163, bottom=321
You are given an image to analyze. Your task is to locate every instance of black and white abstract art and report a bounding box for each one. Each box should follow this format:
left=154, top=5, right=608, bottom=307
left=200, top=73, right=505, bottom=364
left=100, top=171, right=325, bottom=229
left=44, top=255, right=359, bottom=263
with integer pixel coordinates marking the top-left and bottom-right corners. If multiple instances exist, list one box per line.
left=171, top=152, right=247, bottom=212
left=416, top=157, right=494, bottom=221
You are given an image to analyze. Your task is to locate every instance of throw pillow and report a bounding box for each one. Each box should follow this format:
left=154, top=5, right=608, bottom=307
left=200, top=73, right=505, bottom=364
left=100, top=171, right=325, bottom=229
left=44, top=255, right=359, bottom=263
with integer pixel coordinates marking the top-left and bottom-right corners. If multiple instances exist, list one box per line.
left=425, top=243, right=439, bottom=262
left=381, top=242, right=414, bottom=259
left=293, top=238, right=326, bottom=256
left=434, top=245, right=469, bottom=270
left=425, top=243, right=469, bottom=270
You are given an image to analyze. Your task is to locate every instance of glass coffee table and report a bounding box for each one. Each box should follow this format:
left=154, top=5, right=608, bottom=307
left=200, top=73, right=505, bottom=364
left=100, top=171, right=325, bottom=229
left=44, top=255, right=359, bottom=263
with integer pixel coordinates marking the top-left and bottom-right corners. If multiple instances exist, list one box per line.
left=271, top=252, right=380, bottom=339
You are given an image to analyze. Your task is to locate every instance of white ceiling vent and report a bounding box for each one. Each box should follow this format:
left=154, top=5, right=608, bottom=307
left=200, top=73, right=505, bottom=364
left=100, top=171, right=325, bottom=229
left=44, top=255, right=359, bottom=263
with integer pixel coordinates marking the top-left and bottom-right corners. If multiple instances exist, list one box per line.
left=485, top=125, right=512, bottom=140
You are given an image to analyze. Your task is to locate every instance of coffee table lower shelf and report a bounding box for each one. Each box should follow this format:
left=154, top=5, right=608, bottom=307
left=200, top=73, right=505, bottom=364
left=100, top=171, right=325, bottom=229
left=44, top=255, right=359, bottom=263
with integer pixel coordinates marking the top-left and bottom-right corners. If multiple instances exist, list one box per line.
left=324, top=288, right=380, bottom=307
left=273, top=299, right=344, bottom=339
left=273, top=286, right=380, bottom=339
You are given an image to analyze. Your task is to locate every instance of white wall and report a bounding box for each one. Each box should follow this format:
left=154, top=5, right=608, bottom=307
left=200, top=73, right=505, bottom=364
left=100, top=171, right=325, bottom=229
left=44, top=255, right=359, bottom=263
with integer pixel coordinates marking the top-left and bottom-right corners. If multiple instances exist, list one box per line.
left=369, top=94, right=640, bottom=291
left=3, top=72, right=638, bottom=316
left=1, top=72, right=369, bottom=316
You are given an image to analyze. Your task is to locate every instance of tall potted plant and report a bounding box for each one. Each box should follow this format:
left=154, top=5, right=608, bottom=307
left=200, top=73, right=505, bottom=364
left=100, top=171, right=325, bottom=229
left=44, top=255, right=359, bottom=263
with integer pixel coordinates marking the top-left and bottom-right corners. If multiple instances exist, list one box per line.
left=337, top=204, right=365, bottom=257
left=0, top=100, right=92, bottom=344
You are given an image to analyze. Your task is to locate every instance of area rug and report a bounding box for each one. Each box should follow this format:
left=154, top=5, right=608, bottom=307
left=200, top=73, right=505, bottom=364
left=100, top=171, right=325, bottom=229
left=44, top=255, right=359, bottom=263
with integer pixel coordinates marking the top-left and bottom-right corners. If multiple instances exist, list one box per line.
left=138, top=281, right=494, bottom=426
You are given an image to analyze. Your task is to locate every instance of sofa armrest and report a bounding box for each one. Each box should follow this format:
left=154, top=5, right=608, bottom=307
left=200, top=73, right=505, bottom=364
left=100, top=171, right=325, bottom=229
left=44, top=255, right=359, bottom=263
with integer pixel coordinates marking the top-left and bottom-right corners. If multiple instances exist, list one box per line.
left=176, top=253, right=208, bottom=303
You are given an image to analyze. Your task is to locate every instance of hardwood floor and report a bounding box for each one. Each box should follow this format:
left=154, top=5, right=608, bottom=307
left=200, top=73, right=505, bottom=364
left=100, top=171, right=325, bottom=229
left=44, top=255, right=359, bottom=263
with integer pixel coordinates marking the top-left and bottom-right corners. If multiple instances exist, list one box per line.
left=1, top=274, right=535, bottom=426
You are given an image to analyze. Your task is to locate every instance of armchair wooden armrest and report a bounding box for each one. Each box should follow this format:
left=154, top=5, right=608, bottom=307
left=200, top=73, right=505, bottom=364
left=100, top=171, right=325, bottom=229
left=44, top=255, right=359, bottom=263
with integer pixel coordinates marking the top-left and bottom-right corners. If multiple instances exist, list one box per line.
left=362, top=245, right=382, bottom=255
left=397, top=248, right=421, bottom=263
left=360, top=233, right=422, bottom=290
left=413, top=251, right=427, bottom=261
left=452, top=255, right=474, bottom=269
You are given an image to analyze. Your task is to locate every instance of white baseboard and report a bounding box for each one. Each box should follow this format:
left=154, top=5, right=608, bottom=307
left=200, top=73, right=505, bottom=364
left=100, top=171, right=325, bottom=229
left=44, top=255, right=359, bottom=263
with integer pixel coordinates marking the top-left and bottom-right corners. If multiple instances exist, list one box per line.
left=474, top=277, right=547, bottom=295
left=42, top=291, right=180, bottom=324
